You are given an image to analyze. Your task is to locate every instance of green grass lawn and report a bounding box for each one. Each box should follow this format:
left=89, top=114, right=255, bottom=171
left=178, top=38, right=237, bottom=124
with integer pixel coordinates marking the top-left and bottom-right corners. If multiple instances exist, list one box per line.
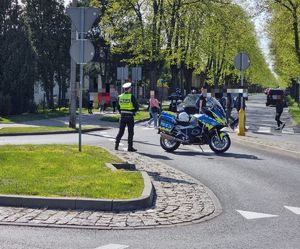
left=287, top=96, right=300, bottom=125
left=0, top=145, right=143, bottom=199
left=0, top=109, right=69, bottom=124
left=0, top=125, right=100, bottom=134
left=101, top=110, right=150, bottom=122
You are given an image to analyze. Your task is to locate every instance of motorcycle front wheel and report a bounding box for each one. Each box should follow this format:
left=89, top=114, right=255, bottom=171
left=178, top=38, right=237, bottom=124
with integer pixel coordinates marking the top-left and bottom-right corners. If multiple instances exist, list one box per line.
left=160, top=137, right=180, bottom=152
left=209, top=133, right=231, bottom=153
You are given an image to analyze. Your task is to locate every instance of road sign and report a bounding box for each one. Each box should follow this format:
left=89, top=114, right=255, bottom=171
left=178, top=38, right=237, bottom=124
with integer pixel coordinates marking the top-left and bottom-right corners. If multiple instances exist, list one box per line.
left=117, top=67, right=128, bottom=81
left=132, top=66, right=142, bottom=81
left=66, top=7, right=101, bottom=33
left=234, top=52, right=251, bottom=71
left=69, top=40, right=95, bottom=64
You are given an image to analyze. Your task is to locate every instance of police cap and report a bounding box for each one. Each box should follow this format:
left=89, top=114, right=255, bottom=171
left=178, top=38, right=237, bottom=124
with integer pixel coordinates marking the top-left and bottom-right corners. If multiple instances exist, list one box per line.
left=122, top=82, right=132, bottom=89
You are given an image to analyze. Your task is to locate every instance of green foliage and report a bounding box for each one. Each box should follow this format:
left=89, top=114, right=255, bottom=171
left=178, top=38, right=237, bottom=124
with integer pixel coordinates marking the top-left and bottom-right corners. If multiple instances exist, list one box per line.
left=23, top=0, right=71, bottom=109
left=287, top=95, right=300, bottom=124
left=0, top=0, right=35, bottom=115
left=0, top=93, right=12, bottom=115
left=268, top=1, right=300, bottom=86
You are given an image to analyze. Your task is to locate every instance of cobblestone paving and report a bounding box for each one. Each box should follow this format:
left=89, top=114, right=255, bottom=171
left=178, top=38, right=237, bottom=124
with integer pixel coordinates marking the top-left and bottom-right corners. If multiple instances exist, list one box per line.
left=0, top=151, right=217, bottom=229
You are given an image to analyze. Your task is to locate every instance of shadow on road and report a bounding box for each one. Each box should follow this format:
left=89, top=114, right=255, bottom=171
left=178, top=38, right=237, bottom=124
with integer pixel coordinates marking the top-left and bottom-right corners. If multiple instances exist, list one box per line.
left=145, top=171, right=195, bottom=185
left=138, top=152, right=173, bottom=160
left=215, top=152, right=261, bottom=160
left=172, top=150, right=261, bottom=160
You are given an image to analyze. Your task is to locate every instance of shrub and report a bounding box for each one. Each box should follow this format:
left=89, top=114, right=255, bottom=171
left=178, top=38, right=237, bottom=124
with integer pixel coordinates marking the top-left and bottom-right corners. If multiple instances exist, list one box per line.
left=0, top=92, right=12, bottom=115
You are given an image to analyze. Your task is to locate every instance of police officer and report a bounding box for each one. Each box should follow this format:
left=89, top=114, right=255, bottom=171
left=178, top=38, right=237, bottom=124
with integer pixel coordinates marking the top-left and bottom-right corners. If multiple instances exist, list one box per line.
left=115, top=82, right=139, bottom=152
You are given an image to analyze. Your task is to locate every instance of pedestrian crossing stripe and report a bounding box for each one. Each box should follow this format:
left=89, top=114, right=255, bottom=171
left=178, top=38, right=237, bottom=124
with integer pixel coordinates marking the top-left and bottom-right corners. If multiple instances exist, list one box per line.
left=282, top=128, right=294, bottom=134
left=256, top=127, right=272, bottom=133
left=95, top=244, right=129, bottom=249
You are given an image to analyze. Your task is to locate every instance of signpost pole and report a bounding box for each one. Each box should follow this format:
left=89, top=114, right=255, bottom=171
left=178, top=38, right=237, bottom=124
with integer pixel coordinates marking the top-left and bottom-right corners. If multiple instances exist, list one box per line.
left=234, top=52, right=250, bottom=136
left=78, top=8, right=85, bottom=152
left=67, top=7, right=100, bottom=152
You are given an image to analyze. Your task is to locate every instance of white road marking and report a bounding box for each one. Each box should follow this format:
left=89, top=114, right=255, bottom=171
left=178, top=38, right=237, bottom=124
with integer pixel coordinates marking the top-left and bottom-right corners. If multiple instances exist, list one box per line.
left=108, top=138, right=115, bottom=142
left=95, top=244, right=129, bottom=249
left=102, top=134, right=113, bottom=138
left=284, top=206, right=300, bottom=215
left=257, top=127, right=272, bottom=134
left=236, top=210, right=278, bottom=220
left=281, top=128, right=294, bottom=134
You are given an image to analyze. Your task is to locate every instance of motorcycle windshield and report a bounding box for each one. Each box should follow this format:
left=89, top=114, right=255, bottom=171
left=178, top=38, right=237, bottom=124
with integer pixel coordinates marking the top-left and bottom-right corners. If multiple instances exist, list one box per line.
left=206, top=97, right=227, bottom=125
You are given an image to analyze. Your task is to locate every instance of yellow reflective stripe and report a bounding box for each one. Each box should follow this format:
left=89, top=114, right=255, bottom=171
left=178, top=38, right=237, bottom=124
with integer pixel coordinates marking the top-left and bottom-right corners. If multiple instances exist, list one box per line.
left=205, top=124, right=213, bottom=130
left=220, top=132, right=226, bottom=139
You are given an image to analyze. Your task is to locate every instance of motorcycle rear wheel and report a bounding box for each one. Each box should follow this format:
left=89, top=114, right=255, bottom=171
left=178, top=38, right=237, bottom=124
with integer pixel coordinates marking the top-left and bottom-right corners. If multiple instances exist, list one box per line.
left=160, top=137, right=180, bottom=152
left=209, top=133, right=231, bottom=153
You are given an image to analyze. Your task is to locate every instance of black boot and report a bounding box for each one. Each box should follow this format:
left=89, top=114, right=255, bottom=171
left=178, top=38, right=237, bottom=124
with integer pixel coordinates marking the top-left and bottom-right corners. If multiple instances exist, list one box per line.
left=128, top=147, right=137, bottom=152
left=115, top=141, right=119, bottom=150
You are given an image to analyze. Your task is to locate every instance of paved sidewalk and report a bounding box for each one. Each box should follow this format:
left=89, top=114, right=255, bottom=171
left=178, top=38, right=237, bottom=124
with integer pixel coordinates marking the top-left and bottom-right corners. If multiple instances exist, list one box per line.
left=0, top=112, right=119, bottom=129
left=0, top=150, right=220, bottom=229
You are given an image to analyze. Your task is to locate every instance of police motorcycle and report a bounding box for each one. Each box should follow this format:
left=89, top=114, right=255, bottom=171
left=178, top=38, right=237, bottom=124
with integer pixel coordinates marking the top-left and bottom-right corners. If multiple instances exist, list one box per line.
left=158, top=97, right=231, bottom=153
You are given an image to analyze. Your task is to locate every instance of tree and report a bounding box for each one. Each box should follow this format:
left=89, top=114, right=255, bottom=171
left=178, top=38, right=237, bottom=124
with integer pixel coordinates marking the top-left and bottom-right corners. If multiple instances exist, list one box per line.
left=24, top=0, right=70, bottom=109
left=0, top=0, right=35, bottom=115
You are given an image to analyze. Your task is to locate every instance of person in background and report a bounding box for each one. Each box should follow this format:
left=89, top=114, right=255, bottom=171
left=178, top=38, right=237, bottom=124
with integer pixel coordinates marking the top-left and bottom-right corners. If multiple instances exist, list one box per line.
left=99, top=97, right=105, bottom=113
left=88, top=92, right=93, bottom=114
left=110, top=89, right=118, bottom=113
left=275, top=95, right=285, bottom=130
left=115, top=82, right=139, bottom=152
left=225, top=93, right=236, bottom=129
left=147, top=92, right=160, bottom=128
left=196, top=86, right=207, bottom=113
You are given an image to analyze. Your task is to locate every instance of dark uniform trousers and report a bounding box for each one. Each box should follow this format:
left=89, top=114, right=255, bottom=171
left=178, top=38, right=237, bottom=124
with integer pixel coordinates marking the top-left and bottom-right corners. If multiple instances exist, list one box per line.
left=115, top=114, right=134, bottom=149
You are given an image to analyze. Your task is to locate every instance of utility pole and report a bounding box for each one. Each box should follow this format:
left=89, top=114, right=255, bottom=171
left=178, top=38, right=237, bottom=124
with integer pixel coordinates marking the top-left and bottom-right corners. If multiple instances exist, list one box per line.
left=69, top=0, right=78, bottom=128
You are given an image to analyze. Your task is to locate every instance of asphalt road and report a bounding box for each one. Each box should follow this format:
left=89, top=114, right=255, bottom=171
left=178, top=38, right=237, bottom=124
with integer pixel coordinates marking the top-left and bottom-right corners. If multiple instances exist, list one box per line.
left=0, top=94, right=299, bottom=249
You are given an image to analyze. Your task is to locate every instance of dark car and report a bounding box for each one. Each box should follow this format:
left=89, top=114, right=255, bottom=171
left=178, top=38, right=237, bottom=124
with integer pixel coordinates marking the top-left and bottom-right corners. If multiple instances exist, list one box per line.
left=266, top=89, right=286, bottom=107
left=176, top=93, right=200, bottom=114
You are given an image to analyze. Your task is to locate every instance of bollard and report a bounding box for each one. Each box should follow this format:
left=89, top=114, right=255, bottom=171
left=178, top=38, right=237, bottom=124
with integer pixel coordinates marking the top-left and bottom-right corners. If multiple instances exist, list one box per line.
left=237, top=109, right=245, bottom=136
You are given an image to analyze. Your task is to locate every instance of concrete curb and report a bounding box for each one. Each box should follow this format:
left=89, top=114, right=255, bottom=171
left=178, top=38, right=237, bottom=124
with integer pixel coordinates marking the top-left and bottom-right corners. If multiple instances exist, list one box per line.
left=230, top=132, right=300, bottom=156
left=0, top=118, right=148, bottom=137
left=0, top=168, right=154, bottom=212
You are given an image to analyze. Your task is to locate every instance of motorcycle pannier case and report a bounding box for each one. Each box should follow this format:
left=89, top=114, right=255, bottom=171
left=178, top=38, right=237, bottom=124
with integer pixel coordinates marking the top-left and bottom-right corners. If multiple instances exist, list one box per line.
left=159, top=111, right=177, bottom=133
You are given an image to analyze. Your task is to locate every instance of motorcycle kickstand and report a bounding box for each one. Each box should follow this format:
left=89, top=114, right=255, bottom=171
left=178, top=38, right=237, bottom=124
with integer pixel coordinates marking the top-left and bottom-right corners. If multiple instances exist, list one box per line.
left=198, top=145, right=204, bottom=152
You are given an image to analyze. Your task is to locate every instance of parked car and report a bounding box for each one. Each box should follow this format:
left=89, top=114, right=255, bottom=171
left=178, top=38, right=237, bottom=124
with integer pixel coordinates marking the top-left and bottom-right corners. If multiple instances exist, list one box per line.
left=266, top=89, right=286, bottom=107
left=176, top=93, right=200, bottom=114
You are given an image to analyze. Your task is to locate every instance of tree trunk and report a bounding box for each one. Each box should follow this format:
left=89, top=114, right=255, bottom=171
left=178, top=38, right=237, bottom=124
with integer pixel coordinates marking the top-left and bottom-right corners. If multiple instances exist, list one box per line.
left=183, top=65, right=194, bottom=94
left=292, top=8, right=300, bottom=63
left=170, top=64, right=179, bottom=91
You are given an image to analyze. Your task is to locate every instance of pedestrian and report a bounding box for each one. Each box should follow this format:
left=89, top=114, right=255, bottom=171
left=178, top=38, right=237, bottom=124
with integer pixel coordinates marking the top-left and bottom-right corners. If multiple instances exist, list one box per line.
left=110, top=89, right=118, bottom=113
left=147, top=92, right=160, bottom=128
left=231, top=94, right=247, bottom=129
left=225, top=93, right=236, bottom=129
left=196, top=86, right=207, bottom=113
left=88, top=92, right=94, bottom=114
left=99, top=97, right=105, bottom=113
left=275, top=95, right=285, bottom=130
left=115, top=82, right=139, bottom=152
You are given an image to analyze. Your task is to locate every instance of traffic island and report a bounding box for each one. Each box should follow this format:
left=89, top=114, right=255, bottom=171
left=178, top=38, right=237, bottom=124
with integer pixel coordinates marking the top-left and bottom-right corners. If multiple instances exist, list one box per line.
left=0, top=145, right=154, bottom=211
left=0, top=146, right=220, bottom=229
left=0, top=171, right=154, bottom=212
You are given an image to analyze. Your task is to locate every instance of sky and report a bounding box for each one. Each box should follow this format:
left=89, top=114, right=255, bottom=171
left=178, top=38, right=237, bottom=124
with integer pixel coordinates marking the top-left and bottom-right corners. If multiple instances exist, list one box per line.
left=233, top=0, right=276, bottom=76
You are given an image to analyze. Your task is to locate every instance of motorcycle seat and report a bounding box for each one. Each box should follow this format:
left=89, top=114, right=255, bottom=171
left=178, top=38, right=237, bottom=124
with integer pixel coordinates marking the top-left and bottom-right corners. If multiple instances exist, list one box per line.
left=175, top=119, right=191, bottom=126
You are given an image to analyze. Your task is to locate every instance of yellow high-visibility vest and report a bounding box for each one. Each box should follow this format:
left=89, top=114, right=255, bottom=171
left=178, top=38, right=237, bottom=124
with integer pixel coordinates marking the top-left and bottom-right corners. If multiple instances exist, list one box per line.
left=118, top=93, right=134, bottom=110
